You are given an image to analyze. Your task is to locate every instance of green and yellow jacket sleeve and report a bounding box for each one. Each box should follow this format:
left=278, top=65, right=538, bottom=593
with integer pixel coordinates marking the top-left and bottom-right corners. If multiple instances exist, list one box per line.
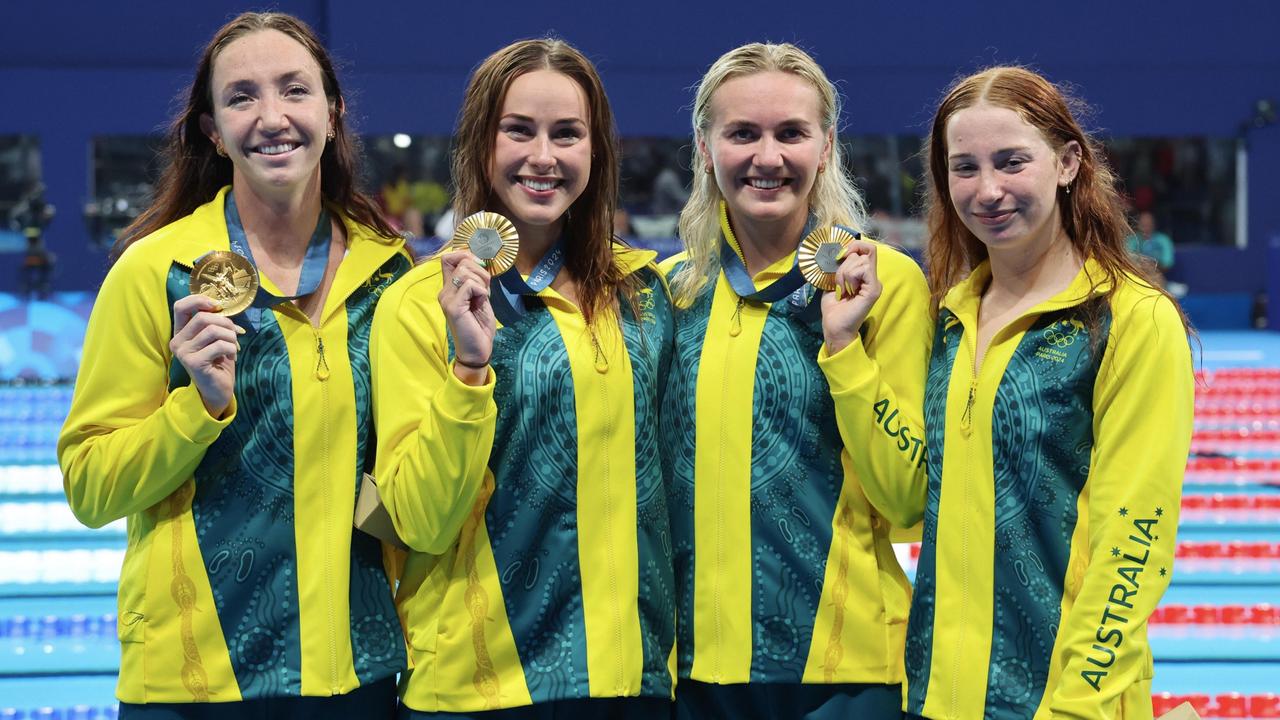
left=817, top=244, right=932, bottom=529
left=370, top=260, right=498, bottom=554
left=1046, top=289, right=1193, bottom=717
left=58, top=241, right=234, bottom=529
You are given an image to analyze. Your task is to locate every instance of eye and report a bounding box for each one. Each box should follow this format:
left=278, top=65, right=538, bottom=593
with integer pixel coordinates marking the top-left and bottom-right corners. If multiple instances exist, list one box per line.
left=728, top=127, right=756, bottom=142
left=501, top=123, right=532, bottom=139
left=949, top=163, right=977, bottom=177
left=285, top=84, right=310, bottom=98
left=553, top=127, right=583, bottom=144
left=778, top=127, right=807, bottom=142
left=227, top=92, right=252, bottom=107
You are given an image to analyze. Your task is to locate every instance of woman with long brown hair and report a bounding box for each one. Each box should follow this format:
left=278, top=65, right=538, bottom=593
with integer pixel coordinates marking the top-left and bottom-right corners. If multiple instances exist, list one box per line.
left=58, top=11, right=409, bottom=718
left=370, top=38, right=675, bottom=718
left=904, top=66, right=1194, bottom=719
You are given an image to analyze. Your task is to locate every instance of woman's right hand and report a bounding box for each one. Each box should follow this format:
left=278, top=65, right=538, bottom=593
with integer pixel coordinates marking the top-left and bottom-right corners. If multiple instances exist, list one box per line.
left=439, top=251, right=496, bottom=385
left=170, top=294, right=243, bottom=418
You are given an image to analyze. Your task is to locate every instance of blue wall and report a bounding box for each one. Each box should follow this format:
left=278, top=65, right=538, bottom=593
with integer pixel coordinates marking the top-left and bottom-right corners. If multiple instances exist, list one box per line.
left=3, top=0, right=1280, bottom=290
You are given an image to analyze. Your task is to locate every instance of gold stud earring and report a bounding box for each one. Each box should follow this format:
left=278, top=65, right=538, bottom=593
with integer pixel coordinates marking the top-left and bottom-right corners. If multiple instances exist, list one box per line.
left=818, top=164, right=826, bottom=174
left=215, top=142, right=227, bottom=158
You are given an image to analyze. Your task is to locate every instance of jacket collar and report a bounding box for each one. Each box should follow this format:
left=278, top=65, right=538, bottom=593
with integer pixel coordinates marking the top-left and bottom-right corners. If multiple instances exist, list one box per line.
left=171, top=186, right=406, bottom=321
left=940, top=257, right=1113, bottom=323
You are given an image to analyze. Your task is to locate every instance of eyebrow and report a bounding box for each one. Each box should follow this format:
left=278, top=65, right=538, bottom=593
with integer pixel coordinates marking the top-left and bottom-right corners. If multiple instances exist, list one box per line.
left=722, top=117, right=813, bottom=128
left=948, top=146, right=1034, bottom=160
left=499, top=113, right=586, bottom=125
left=220, top=71, right=312, bottom=92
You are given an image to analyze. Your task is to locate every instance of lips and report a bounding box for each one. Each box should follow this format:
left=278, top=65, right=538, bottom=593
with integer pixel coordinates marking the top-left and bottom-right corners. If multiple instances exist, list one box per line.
left=517, top=176, right=563, bottom=193
left=253, top=142, right=301, bottom=156
left=744, top=178, right=789, bottom=190
left=975, top=209, right=1017, bottom=225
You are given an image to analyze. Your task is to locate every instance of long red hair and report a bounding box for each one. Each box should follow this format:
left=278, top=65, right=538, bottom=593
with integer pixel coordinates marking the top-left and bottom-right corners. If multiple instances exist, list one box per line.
left=923, top=66, right=1190, bottom=336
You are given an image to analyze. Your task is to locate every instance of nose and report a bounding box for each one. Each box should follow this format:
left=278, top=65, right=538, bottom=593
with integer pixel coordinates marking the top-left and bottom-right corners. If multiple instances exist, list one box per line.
left=529, top=133, right=555, bottom=170
left=976, top=168, right=1003, bottom=205
left=754, top=136, right=783, bottom=170
left=258, top=95, right=290, bottom=134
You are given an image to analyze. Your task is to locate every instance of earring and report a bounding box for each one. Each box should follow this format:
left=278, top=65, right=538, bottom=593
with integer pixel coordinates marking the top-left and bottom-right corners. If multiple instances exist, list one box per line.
left=215, top=142, right=227, bottom=158
left=1065, top=183, right=1072, bottom=195
left=818, top=164, right=826, bottom=175
left=327, top=129, right=336, bottom=141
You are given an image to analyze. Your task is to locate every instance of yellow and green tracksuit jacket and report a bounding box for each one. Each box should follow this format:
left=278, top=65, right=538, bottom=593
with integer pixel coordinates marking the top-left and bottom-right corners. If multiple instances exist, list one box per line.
left=905, top=260, right=1194, bottom=720
left=659, top=226, right=932, bottom=688
left=58, top=187, right=411, bottom=704
left=370, top=247, right=676, bottom=712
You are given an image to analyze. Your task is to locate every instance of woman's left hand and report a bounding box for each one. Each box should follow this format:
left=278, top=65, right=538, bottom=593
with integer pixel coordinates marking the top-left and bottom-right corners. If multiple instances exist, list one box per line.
left=820, top=240, right=882, bottom=354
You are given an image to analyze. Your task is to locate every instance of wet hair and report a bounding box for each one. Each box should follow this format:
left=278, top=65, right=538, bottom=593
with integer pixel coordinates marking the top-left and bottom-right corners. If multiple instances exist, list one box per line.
left=113, top=11, right=396, bottom=261
left=670, top=42, right=867, bottom=307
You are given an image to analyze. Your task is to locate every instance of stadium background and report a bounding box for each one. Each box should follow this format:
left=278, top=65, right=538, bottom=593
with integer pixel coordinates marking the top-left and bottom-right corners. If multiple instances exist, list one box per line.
left=0, top=2, right=1278, bottom=717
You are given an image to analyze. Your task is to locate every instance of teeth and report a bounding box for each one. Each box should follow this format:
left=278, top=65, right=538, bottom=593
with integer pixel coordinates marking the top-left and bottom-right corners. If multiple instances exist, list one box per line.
left=521, top=178, right=558, bottom=191
left=258, top=143, right=297, bottom=156
left=748, top=179, right=784, bottom=189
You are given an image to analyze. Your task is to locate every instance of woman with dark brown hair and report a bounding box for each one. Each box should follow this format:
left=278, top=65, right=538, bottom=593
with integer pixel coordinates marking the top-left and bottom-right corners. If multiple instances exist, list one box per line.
left=370, top=38, right=675, bottom=718
left=58, top=11, right=409, bottom=718
left=904, top=66, right=1194, bottom=719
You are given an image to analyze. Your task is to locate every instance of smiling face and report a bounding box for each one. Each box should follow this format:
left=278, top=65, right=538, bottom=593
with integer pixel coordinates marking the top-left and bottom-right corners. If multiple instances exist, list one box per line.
left=944, top=102, right=1079, bottom=257
left=486, top=69, right=591, bottom=244
left=700, top=70, right=831, bottom=240
left=200, top=29, right=333, bottom=202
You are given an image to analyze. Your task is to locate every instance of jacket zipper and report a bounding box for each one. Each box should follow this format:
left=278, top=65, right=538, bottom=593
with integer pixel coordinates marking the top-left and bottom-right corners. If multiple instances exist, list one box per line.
left=312, top=324, right=338, bottom=692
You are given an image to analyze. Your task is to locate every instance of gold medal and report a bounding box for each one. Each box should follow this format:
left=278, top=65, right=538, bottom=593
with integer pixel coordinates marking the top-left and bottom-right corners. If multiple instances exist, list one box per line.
left=447, top=211, right=520, bottom=276
left=797, top=226, right=857, bottom=292
left=189, top=251, right=259, bottom=316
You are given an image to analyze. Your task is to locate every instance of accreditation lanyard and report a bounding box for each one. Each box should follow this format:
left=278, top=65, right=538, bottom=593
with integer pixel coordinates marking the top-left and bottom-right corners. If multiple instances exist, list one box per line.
left=717, top=202, right=820, bottom=317
left=223, top=191, right=332, bottom=330
left=489, top=235, right=566, bottom=327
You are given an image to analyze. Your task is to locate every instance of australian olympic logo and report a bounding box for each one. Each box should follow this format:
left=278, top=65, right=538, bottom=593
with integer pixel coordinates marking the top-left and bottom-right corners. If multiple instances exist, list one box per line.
left=1042, top=318, right=1084, bottom=348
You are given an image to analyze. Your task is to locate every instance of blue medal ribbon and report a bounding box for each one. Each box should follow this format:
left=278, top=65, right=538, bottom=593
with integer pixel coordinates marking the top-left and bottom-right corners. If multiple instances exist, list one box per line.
left=488, top=234, right=566, bottom=326
left=717, top=201, right=817, bottom=313
left=217, top=191, right=332, bottom=330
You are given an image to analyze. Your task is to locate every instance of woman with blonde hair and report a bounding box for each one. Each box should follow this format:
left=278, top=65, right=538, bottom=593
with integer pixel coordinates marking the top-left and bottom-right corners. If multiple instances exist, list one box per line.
left=370, top=38, right=675, bottom=718
left=662, top=42, right=932, bottom=718
left=904, top=66, right=1193, bottom=719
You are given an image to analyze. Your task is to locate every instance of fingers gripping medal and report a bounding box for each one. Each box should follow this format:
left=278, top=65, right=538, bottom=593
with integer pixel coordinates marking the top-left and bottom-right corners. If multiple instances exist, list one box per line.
left=190, top=251, right=259, bottom=316
left=797, top=226, right=857, bottom=292
left=447, top=211, right=520, bottom=275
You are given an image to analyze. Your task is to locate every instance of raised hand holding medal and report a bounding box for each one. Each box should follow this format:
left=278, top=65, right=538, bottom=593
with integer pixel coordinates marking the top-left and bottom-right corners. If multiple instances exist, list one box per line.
left=439, top=212, right=518, bottom=383
left=810, top=226, right=882, bottom=354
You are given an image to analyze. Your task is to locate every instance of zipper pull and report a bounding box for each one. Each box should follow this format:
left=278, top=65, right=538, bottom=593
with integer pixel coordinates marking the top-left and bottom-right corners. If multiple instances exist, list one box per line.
left=960, top=381, right=976, bottom=431
left=729, top=297, right=745, bottom=337
left=590, top=328, right=609, bottom=374
left=314, top=331, right=331, bottom=381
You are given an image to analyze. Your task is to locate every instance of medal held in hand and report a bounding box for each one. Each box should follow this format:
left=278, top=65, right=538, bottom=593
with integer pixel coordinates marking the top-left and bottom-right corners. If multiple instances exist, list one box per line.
left=190, top=250, right=259, bottom=316
left=448, top=211, right=520, bottom=276
left=797, top=225, right=857, bottom=292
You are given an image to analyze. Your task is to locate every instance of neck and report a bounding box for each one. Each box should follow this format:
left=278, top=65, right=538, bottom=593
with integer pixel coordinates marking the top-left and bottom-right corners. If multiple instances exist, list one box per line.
left=731, top=209, right=807, bottom=276
left=232, top=178, right=324, bottom=259
left=513, top=216, right=564, bottom=275
left=986, top=225, right=1082, bottom=300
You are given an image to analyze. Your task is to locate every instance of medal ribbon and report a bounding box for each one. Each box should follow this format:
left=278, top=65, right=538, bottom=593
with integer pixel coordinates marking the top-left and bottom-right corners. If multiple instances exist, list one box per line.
left=488, top=234, right=566, bottom=326
left=717, top=201, right=816, bottom=311
left=220, top=191, right=332, bottom=329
